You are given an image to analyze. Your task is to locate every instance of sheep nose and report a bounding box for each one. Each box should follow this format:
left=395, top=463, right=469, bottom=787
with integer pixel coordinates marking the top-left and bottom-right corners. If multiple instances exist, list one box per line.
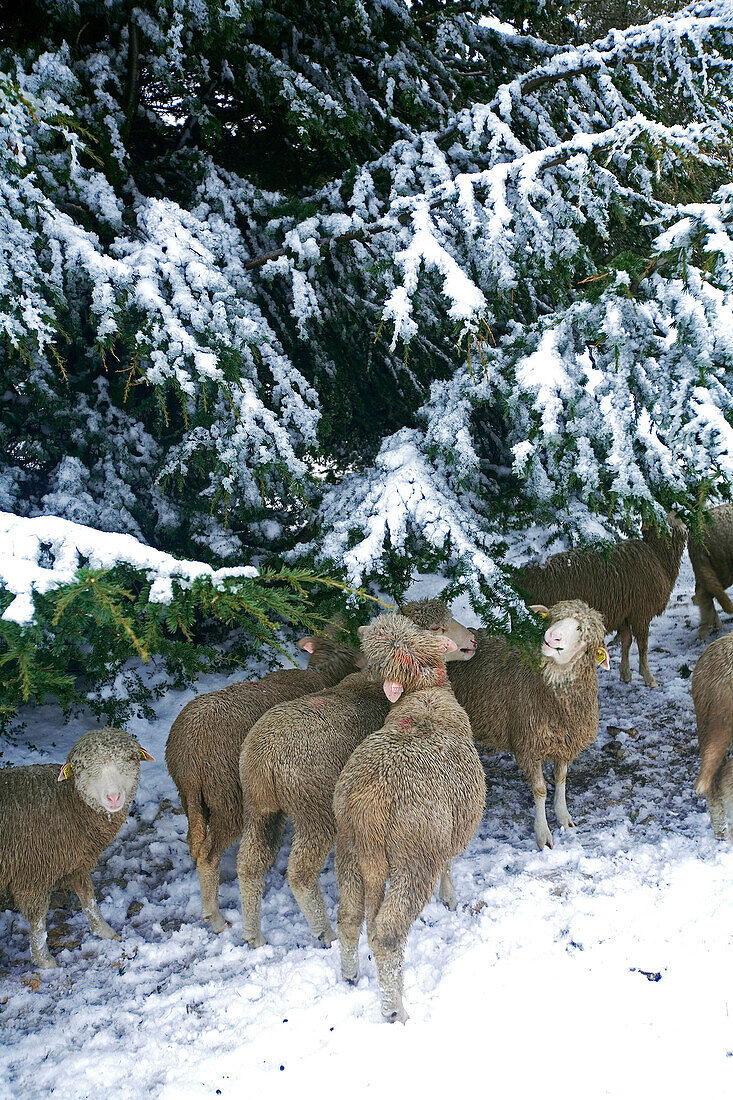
left=105, top=791, right=123, bottom=811
left=545, top=629, right=562, bottom=645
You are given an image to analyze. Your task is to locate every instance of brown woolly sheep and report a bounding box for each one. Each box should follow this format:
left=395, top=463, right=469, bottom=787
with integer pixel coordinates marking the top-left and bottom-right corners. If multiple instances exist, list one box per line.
left=517, top=514, right=687, bottom=687
left=165, top=633, right=365, bottom=932
left=237, top=598, right=476, bottom=948
left=688, top=504, right=733, bottom=639
left=334, top=613, right=485, bottom=1023
left=0, top=727, right=154, bottom=969
left=448, top=600, right=609, bottom=850
left=692, top=633, right=733, bottom=838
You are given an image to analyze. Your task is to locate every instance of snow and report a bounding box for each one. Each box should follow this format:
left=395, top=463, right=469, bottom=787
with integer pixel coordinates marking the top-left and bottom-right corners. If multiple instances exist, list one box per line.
left=2, top=554, right=733, bottom=1097
left=0, top=512, right=258, bottom=624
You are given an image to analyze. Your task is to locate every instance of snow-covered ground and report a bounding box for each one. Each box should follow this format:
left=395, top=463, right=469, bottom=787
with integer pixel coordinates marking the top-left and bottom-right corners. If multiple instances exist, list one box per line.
left=2, top=553, right=733, bottom=1099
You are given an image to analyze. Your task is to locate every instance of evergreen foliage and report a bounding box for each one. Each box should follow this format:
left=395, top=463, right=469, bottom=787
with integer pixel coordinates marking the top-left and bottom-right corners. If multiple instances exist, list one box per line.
left=3, top=1, right=733, bottom=724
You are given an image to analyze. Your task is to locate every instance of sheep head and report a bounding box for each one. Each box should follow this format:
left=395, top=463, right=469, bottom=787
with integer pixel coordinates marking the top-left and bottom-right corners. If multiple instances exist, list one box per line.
left=401, top=597, right=476, bottom=660
left=358, top=612, right=456, bottom=700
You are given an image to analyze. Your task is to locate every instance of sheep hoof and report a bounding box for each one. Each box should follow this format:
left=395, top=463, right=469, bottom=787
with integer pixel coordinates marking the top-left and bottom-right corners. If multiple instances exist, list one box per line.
left=384, top=1007, right=408, bottom=1024
left=34, top=955, right=59, bottom=970
left=620, top=669, right=632, bottom=684
left=317, top=930, right=336, bottom=948
left=205, top=914, right=229, bottom=934
left=94, top=921, right=118, bottom=940
left=245, top=934, right=266, bottom=949
left=535, top=828, right=553, bottom=850
left=644, top=677, right=659, bottom=689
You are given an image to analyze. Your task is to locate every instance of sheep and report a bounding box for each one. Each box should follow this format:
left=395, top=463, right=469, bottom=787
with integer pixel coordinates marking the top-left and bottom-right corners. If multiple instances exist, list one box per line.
left=237, top=598, right=476, bottom=948
left=0, top=727, right=154, bottom=969
left=517, top=513, right=687, bottom=687
left=333, top=613, right=486, bottom=1023
left=691, top=633, right=733, bottom=839
left=688, top=504, right=733, bottom=639
left=165, top=632, right=365, bottom=933
left=448, top=599, right=609, bottom=850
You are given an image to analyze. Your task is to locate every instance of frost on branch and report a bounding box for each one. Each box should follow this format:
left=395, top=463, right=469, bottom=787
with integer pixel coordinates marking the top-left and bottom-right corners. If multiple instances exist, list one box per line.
left=310, top=2, right=733, bottom=608
left=0, top=511, right=258, bottom=625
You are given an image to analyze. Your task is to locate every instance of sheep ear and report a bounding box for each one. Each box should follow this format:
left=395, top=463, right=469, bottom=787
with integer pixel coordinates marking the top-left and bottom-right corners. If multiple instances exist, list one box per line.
left=139, top=746, right=155, bottom=762
left=354, top=651, right=368, bottom=669
left=383, top=680, right=404, bottom=702
left=596, top=646, right=611, bottom=671
left=297, top=637, right=316, bottom=654
left=58, top=762, right=73, bottom=782
left=435, top=635, right=458, bottom=653
left=356, top=625, right=367, bottom=638
left=530, top=605, right=549, bottom=617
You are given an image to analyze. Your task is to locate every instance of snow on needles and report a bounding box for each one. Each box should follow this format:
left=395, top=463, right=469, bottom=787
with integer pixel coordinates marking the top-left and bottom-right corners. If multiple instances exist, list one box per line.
left=0, top=512, right=258, bottom=625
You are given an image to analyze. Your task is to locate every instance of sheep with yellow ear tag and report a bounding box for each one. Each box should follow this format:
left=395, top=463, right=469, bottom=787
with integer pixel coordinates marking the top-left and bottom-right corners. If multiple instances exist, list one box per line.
left=0, top=726, right=154, bottom=969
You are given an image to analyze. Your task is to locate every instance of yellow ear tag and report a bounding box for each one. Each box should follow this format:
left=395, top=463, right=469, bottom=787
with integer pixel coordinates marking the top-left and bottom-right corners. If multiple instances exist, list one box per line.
left=139, top=747, right=155, bottom=762
left=538, top=611, right=548, bottom=619
left=597, top=648, right=609, bottom=667
left=58, top=762, right=73, bottom=782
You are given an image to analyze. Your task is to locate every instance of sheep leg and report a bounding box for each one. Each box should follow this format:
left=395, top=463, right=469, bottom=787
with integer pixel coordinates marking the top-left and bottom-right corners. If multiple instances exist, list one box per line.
left=370, top=867, right=435, bottom=1023
left=702, top=770, right=728, bottom=839
left=236, top=811, right=284, bottom=948
left=619, top=625, right=633, bottom=683
left=17, top=893, right=57, bottom=969
left=695, top=723, right=732, bottom=799
left=634, top=622, right=658, bottom=688
left=553, top=763, right=574, bottom=829
left=528, top=762, right=552, bottom=849
left=72, top=873, right=118, bottom=940
left=720, top=761, right=733, bottom=842
left=335, top=838, right=365, bottom=983
left=286, top=828, right=336, bottom=946
left=696, top=590, right=721, bottom=640
left=196, top=855, right=227, bottom=933
left=438, top=863, right=457, bottom=910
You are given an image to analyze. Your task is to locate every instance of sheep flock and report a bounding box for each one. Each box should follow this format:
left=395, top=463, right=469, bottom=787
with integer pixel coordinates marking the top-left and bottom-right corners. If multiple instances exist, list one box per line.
left=3, top=513, right=733, bottom=1086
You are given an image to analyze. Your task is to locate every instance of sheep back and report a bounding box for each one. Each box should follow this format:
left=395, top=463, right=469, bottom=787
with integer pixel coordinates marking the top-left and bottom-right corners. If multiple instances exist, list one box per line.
left=518, top=522, right=687, bottom=633
left=334, top=686, right=484, bottom=863
left=242, top=672, right=390, bottom=820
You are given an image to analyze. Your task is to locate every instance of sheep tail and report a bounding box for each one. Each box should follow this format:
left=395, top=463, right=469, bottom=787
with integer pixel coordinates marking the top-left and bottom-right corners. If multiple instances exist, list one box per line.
left=184, top=788, right=209, bottom=863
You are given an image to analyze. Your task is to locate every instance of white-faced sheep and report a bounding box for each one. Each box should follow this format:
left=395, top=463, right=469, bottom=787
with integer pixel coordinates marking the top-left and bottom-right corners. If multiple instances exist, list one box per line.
left=688, top=504, right=733, bottom=639
left=334, top=613, right=485, bottom=1023
left=165, top=633, right=365, bottom=933
left=692, top=633, right=733, bottom=839
left=517, top=514, right=687, bottom=687
left=237, top=598, right=476, bottom=948
left=0, top=727, right=154, bottom=969
left=448, top=600, right=609, bottom=850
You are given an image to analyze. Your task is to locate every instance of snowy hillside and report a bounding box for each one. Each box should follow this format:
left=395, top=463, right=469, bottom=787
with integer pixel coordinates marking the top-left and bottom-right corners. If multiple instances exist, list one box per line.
left=1, top=552, right=733, bottom=1099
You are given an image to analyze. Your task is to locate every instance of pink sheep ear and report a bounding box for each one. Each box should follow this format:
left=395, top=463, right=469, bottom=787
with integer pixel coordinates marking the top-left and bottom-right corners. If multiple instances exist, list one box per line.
left=356, top=625, right=367, bottom=638
left=297, top=637, right=316, bottom=654
left=435, top=635, right=458, bottom=654
left=58, top=762, right=73, bottom=782
left=383, top=680, right=405, bottom=702
left=139, top=746, right=155, bottom=762
left=596, top=646, right=611, bottom=671
left=530, top=605, right=549, bottom=618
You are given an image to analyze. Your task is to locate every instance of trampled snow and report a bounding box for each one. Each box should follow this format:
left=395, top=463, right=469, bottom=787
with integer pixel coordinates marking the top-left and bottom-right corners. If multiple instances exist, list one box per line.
left=2, top=553, right=733, bottom=1097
